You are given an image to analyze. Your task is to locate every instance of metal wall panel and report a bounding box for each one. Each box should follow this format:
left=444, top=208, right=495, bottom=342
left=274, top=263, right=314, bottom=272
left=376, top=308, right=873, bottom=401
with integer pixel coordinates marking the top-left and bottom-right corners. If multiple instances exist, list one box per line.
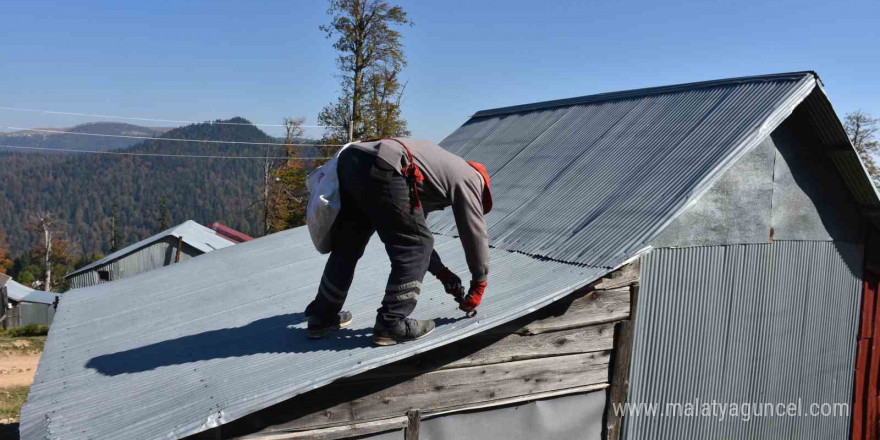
left=420, top=390, right=605, bottom=440
left=625, top=242, right=863, bottom=439
left=17, top=302, right=55, bottom=326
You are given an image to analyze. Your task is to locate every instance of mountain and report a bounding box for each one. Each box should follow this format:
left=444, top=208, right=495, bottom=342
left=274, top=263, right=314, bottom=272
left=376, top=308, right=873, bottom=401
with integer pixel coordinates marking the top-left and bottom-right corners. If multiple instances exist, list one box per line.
left=0, top=122, right=172, bottom=152
left=0, top=118, right=315, bottom=255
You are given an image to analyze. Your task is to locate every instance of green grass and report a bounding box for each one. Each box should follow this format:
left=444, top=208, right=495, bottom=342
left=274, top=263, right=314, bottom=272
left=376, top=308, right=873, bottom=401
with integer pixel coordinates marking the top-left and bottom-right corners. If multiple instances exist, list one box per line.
left=0, top=336, right=45, bottom=355
left=0, top=385, right=29, bottom=421
left=0, top=325, right=49, bottom=338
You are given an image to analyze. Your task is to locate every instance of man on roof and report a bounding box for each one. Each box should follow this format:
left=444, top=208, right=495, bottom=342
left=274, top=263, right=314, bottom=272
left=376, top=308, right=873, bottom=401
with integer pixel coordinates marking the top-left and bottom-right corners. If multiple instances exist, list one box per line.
left=305, top=138, right=492, bottom=346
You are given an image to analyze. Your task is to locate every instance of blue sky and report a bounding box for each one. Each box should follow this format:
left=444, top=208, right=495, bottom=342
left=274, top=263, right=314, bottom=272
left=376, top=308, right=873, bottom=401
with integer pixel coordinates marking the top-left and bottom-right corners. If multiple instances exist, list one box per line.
left=1, top=0, right=878, bottom=142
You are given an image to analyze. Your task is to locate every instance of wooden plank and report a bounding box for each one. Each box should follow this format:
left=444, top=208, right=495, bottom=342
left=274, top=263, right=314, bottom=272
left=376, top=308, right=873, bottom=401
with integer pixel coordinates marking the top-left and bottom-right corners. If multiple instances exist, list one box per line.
left=590, top=261, right=639, bottom=291
left=262, top=352, right=610, bottom=432
left=862, top=278, right=876, bottom=340
left=423, top=383, right=608, bottom=418
left=238, top=417, right=407, bottom=440
left=603, top=320, right=634, bottom=440
left=358, top=323, right=616, bottom=380
left=405, top=409, right=420, bottom=440
left=446, top=323, right=615, bottom=369
left=854, top=339, right=869, bottom=440
left=868, top=276, right=880, bottom=440
left=516, top=287, right=630, bottom=335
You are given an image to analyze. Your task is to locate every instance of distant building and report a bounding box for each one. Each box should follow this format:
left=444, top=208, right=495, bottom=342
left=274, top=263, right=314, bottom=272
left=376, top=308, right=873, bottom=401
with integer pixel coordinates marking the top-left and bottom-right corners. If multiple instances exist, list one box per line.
left=0, top=274, right=59, bottom=328
left=65, top=220, right=240, bottom=289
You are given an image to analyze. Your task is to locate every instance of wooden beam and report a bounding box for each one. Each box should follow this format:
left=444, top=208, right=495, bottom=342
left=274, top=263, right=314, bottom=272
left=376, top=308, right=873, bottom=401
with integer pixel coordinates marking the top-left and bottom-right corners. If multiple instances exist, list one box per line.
left=358, top=323, right=616, bottom=380
left=446, top=323, right=614, bottom=369
left=175, top=236, right=183, bottom=263
left=404, top=409, right=420, bottom=440
left=515, top=287, right=630, bottom=335
left=423, top=383, right=608, bottom=418
left=603, top=320, right=634, bottom=440
left=237, top=417, right=408, bottom=440
left=590, top=261, right=640, bottom=291
left=255, top=352, right=611, bottom=433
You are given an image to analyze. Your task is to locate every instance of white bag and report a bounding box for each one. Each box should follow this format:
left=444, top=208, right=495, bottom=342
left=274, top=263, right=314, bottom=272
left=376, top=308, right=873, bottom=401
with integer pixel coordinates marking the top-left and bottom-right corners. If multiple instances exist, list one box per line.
left=306, top=144, right=350, bottom=254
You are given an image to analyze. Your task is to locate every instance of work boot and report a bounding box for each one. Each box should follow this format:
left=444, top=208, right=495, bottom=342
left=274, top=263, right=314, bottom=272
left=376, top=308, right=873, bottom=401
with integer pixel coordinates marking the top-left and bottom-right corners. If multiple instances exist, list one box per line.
left=372, top=318, right=436, bottom=346
left=307, top=311, right=353, bottom=339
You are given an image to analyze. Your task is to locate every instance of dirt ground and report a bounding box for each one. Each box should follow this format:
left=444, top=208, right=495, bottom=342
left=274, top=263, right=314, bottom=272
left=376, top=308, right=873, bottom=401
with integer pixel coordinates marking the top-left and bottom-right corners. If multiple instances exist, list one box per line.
left=0, top=336, right=44, bottom=435
left=0, top=347, right=40, bottom=388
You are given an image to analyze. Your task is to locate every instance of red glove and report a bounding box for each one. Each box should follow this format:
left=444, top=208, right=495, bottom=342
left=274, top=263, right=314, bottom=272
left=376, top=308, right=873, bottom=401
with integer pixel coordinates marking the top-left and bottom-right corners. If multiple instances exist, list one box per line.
left=435, top=267, right=464, bottom=298
left=459, top=280, right=487, bottom=312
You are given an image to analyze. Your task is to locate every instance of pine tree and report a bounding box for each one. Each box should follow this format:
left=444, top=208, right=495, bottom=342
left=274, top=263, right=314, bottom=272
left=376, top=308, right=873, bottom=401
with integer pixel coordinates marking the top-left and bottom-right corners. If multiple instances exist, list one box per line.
left=318, top=0, right=411, bottom=142
left=110, top=205, right=122, bottom=252
left=158, top=198, right=171, bottom=230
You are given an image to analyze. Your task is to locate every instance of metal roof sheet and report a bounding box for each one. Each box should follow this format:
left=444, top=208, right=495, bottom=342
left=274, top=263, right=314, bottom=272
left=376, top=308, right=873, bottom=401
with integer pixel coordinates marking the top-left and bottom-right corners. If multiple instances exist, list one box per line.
left=4, top=278, right=59, bottom=305
left=21, top=227, right=603, bottom=440
left=22, top=71, right=879, bottom=440
left=66, top=220, right=235, bottom=278
left=431, top=71, right=875, bottom=267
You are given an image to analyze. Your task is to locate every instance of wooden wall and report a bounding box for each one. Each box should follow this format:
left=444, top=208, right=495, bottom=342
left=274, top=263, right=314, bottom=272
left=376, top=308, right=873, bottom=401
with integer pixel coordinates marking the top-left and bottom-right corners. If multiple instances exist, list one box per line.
left=196, top=262, right=639, bottom=440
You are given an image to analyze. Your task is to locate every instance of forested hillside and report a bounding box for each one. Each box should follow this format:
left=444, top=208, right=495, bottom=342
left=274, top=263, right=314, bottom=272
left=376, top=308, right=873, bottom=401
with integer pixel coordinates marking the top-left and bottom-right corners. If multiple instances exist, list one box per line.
left=0, top=118, right=312, bottom=255
left=0, top=122, right=169, bottom=152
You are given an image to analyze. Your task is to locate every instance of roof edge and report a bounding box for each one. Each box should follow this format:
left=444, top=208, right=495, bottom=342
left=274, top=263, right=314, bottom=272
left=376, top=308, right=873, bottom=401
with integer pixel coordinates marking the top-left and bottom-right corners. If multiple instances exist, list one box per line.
left=472, top=71, right=817, bottom=118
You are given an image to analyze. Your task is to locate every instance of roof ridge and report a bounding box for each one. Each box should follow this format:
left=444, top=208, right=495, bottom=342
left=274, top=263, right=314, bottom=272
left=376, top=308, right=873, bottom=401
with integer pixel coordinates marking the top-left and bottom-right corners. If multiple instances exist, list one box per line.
left=472, top=71, right=817, bottom=118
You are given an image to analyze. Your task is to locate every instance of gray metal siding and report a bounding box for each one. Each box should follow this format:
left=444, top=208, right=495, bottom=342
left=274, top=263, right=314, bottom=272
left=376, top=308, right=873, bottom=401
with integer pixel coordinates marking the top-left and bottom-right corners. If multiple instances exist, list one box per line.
left=17, top=302, right=55, bottom=326
left=420, top=390, right=605, bottom=440
left=626, top=242, right=863, bottom=439
left=652, top=105, right=868, bottom=248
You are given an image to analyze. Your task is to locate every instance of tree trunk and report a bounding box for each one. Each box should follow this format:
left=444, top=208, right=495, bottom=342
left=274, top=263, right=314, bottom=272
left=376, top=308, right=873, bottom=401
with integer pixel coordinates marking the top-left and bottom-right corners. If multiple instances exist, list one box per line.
left=43, top=226, right=51, bottom=291
left=263, top=146, right=272, bottom=235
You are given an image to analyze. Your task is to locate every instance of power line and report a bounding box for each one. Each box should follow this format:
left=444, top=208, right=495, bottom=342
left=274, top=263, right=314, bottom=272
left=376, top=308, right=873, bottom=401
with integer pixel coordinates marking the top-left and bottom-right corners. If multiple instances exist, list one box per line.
left=0, top=106, right=340, bottom=128
left=0, top=144, right=332, bottom=160
left=2, top=127, right=344, bottom=147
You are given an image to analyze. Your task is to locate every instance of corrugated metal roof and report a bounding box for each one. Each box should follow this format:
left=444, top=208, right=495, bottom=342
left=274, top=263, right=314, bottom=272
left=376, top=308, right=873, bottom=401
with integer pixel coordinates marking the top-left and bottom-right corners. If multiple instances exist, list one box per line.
left=4, top=278, right=59, bottom=305
left=21, top=227, right=603, bottom=440
left=432, top=71, right=877, bottom=268
left=66, top=220, right=235, bottom=278
left=22, top=72, right=879, bottom=440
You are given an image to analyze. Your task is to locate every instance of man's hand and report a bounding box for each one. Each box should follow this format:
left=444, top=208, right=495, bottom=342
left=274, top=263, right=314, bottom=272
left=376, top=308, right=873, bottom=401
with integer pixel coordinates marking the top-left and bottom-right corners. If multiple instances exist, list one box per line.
left=459, top=280, right=487, bottom=312
left=435, top=267, right=464, bottom=298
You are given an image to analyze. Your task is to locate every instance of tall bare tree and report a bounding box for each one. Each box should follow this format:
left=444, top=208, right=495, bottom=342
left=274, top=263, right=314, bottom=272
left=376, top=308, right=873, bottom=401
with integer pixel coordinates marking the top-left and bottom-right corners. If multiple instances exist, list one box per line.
left=25, top=212, right=57, bottom=291
left=318, top=0, right=411, bottom=142
left=845, top=110, right=880, bottom=185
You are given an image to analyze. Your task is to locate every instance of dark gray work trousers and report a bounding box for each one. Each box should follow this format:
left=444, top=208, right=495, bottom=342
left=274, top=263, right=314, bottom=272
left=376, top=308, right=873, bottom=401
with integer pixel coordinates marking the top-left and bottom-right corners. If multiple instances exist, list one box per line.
left=305, top=148, right=434, bottom=327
